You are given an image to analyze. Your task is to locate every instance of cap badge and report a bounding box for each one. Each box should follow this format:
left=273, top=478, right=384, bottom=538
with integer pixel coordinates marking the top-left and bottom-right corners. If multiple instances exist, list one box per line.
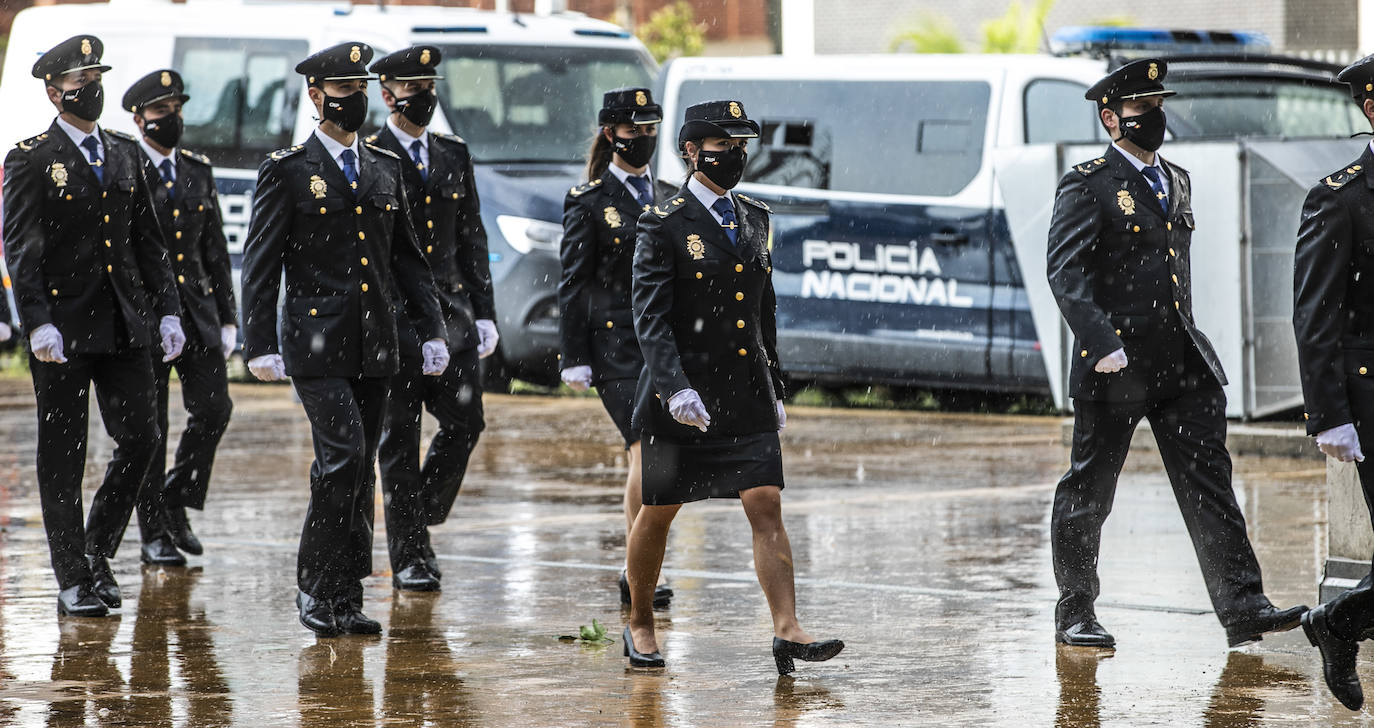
left=1147, top=63, right=1159, bottom=81
left=635, top=90, right=647, bottom=106
left=604, top=206, right=622, bottom=228
left=50, top=163, right=68, bottom=188
left=80, top=39, right=92, bottom=56
left=419, top=49, right=431, bottom=65
left=728, top=101, right=742, bottom=119
left=309, top=175, right=328, bottom=199
left=686, top=234, right=705, bottom=260
left=1117, top=190, right=1136, bottom=216
left=160, top=71, right=172, bottom=87
left=350, top=46, right=362, bottom=63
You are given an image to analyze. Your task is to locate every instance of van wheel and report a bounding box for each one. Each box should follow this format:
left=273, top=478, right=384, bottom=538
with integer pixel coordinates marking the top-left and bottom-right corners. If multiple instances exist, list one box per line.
left=480, top=347, right=513, bottom=394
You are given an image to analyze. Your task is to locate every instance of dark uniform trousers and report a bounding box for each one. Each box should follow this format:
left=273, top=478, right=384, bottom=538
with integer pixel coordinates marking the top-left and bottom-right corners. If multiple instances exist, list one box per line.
left=1048, top=147, right=1267, bottom=628
left=367, top=126, right=492, bottom=572
left=4, top=123, right=182, bottom=589
left=137, top=149, right=236, bottom=540
left=240, top=134, right=445, bottom=601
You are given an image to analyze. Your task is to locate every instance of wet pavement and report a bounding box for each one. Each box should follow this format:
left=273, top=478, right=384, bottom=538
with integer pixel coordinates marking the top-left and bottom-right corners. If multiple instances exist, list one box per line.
left=0, top=379, right=1362, bottom=726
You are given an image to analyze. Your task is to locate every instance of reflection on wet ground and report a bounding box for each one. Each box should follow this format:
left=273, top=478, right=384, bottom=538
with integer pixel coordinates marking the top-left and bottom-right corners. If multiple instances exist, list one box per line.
left=0, top=381, right=1361, bottom=725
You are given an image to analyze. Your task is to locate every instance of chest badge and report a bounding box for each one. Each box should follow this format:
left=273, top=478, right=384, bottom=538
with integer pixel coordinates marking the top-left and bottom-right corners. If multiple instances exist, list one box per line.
left=1117, top=190, right=1136, bottom=216
left=309, top=175, right=328, bottom=199
left=686, top=234, right=706, bottom=260
left=604, top=206, right=622, bottom=228
left=50, top=163, right=68, bottom=188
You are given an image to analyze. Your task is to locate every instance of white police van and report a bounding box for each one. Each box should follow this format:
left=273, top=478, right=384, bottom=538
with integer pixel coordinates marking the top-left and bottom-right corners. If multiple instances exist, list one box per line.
left=0, top=0, right=657, bottom=387
left=656, top=28, right=1367, bottom=417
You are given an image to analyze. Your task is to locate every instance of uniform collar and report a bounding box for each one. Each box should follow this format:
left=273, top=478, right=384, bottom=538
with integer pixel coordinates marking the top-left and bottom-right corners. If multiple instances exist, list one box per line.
left=686, top=174, right=731, bottom=212
left=55, top=115, right=100, bottom=150
left=1111, top=141, right=1163, bottom=176
left=607, top=159, right=651, bottom=191
left=386, top=117, right=426, bottom=150
left=313, top=127, right=360, bottom=165
left=138, top=138, right=175, bottom=169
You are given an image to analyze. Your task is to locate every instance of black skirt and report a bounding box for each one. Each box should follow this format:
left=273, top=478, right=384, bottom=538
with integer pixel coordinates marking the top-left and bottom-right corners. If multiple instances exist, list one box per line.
left=596, top=378, right=641, bottom=448
left=641, top=431, right=784, bottom=505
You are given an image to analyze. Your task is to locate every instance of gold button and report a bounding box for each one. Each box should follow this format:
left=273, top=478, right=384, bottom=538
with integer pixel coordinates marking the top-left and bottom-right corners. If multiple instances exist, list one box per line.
left=735, top=292, right=744, bottom=301
left=361, top=283, right=369, bottom=292
left=360, top=257, right=369, bottom=266
left=175, top=231, right=182, bottom=240
left=427, top=220, right=434, bottom=229
left=1172, top=274, right=1178, bottom=284
left=198, top=204, right=204, bottom=212
left=696, top=272, right=703, bottom=279
left=606, top=321, right=614, bottom=329
left=1115, top=329, right=1121, bottom=335
left=736, top=320, right=745, bottom=329
left=767, top=266, right=772, bottom=273
left=458, top=284, right=463, bottom=290
left=177, top=274, right=185, bottom=283
left=358, top=231, right=366, bottom=240
left=1175, top=301, right=1180, bottom=309
left=177, top=253, right=184, bottom=261
left=103, top=214, right=110, bottom=223
left=50, top=288, right=58, bottom=296
left=310, top=308, right=318, bottom=316
left=173, top=209, right=180, bottom=218
left=355, top=206, right=363, bottom=215
left=1361, top=367, right=1369, bottom=376
left=613, top=237, right=621, bottom=244
left=101, top=191, right=107, bottom=199
left=65, top=194, right=72, bottom=201
left=1169, top=248, right=1176, bottom=257
left=106, top=265, right=113, bottom=272
left=738, top=348, right=747, bottom=356
left=1080, top=349, right=1088, bottom=357
left=1166, top=222, right=1172, bottom=231
left=1132, top=225, right=1140, bottom=233
left=426, top=245, right=433, bottom=253
left=385, top=204, right=392, bottom=211
left=320, top=207, right=327, bottom=214
left=1304, top=413, right=1311, bottom=420
left=452, top=193, right=459, bottom=200
left=104, top=239, right=111, bottom=248
left=425, top=195, right=432, bottom=204
left=735, top=264, right=744, bottom=272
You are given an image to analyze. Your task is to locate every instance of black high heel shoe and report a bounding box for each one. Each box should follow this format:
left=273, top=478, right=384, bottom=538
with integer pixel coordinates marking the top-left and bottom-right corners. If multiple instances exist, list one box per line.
left=623, top=626, right=665, bottom=668
left=772, top=637, right=844, bottom=675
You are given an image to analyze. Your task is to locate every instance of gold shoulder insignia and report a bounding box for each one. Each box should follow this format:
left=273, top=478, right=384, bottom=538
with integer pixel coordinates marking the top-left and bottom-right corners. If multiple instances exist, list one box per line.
left=268, top=144, right=305, bottom=162
left=1073, top=157, right=1108, bottom=177
left=365, top=143, right=399, bottom=160
left=104, top=128, right=137, bottom=142
left=654, top=199, right=686, bottom=218
left=364, top=134, right=379, bottom=144
left=179, top=148, right=212, bottom=166
left=736, top=193, right=771, bottom=212
left=14, top=131, right=53, bottom=152
left=568, top=178, right=602, bottom=198
left=434, top=132, right=467, bottom=145
left=1324, top=162, right=1365, bottom=190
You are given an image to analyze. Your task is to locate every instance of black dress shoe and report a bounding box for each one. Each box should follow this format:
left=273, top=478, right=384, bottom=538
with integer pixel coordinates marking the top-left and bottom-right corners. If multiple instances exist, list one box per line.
left=87, top=556, right=121, bottom=609
left=623, top=626, right=665, bottom=668
left=167, top=506, right=203, bottom=556
left=333, top=598, right=382, bottom=635
left=296, top=590, right=341, bottom=637
left=140, top=535, right=187, bottom=567
left=1224, top=603, right=1308, bottom=648
left=392, top=564, right=440, bottom=592
left=1302, top=604, right=1363, bottom=710
left=772, top=637, right=845, bottom=676
left=619, top=570, right=672, bottom=608
left=1055, top=619, right=1115, bottom=648
left=56, top=584, right=109, bottom=618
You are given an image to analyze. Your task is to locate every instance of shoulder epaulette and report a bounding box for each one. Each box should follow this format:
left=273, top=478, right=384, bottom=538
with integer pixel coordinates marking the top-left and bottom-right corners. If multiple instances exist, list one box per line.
left=1324, top=161, right=1366, bottom=191
left=365, top=142, right=399, bottom=160
left=364, top=133, right=380, bottom=145
left=735, top=193, right=771, bottom=212
left=568, top=178, right=602, bottom=198
left=267, top=144, right=305, bottom=162
left=432, top=132, right=467, bottom=145
left=14, top=131, right=52, bottom=152
left=178, top=148, right=212, bottom=166
left=104, top=128, right=137, bottom=142
left=653, top=196, right=688, bottom=218
left=1073, top=157, right=1109, bottom=177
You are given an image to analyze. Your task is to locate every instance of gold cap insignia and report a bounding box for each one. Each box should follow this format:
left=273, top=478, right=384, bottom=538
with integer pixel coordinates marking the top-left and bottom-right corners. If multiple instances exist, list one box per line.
left=419, top=48, right=431, bottom=65
left=160, top=71, right=172, bottom=87
left=51, top=162, right=68, bottom=188
left=350, top=46, right=362, bottom=63
left=635, top=90, right=647, bottom=106
left=728, top=101, right=742, bottom=119
left=309, top=175, right=328, bottom=199
left=1147, top=62, right=1159, bottom=81
left=1117, top=189, right=1136, bottom=216
left=604, top=206, right=622, bottom=228
left=686, top=234, right=705, bottom=260
left=81, top=39, right=92, bottom=56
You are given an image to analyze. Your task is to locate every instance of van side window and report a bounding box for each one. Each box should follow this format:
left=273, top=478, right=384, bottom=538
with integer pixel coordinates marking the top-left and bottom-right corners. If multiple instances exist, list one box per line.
left=1024, top=79, right=1104, bottom=144
left=677, top=79, right=990, bottom=197
left=174, top=37, right=308, bottom=168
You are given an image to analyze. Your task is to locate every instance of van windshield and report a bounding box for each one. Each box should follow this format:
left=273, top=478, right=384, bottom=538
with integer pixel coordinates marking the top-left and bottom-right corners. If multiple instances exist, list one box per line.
left=1165, top=76, right=1366, bottom=139
left=435, top=44, right=654, bottom=164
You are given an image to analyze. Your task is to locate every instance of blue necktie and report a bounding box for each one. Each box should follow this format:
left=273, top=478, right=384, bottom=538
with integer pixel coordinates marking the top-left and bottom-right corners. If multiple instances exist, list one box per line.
left=626, top=175, right=652, bottom=207
left=159, top=158, right=176, bottom=199
left=409, top=140, right=427, bottom=182
left=712, top=197, right=738, bottom=246
left=340, top=148, right=359, bottom=191
left=81, top=136, right=104, bottom=185
left=1142, top=166, right=1169, bottom=213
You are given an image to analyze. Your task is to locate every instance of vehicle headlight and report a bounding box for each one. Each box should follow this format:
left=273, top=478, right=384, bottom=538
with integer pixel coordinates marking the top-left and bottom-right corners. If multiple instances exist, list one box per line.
left=496, top=215, right=563, bottom=255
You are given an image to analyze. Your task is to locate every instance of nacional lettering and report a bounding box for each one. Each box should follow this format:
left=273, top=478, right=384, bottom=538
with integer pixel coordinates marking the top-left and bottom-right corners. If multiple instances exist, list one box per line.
left=799, top=239, right=974, bottom=308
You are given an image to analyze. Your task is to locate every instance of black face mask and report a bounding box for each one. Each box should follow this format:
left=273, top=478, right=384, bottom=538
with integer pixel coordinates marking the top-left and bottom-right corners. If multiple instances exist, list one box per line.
left=696, top=145, right=747, bottom=190
left=1119, top=106, right=1167, bottom=152
left=395, top=89, right=437, bottom=127
left=611, top=132, right=657, bottom=169
left=60, top=81, right=104, bottom=122
left=321, top=90, right=368, bottom=133
left=142, top=113, right=183, bottom=149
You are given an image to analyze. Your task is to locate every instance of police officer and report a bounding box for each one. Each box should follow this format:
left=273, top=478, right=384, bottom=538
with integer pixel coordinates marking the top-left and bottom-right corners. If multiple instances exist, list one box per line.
left=121, top=69, right=237, bottom=567
left=625, top=100, right=843, bottom=673
left=365, top=46, right=497, bottom=592
left=560, top=87, right=673, bottom=608
left=240, top=41, right=448, bottom=636
left=1047, top=58, right=1305, bottom=649
left=3, top=35, right=186, bottom=617
left=1291, top=52, right=1374, bottom=712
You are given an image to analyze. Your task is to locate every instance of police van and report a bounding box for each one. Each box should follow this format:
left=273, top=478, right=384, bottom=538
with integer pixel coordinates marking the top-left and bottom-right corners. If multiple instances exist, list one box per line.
left=656, top=28, right=1367, bottom=417
left=0, top=0, right=657, bottom=387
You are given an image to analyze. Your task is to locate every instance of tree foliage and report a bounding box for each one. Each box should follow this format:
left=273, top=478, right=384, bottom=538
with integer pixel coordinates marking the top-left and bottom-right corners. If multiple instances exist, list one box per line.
left=889, top=0, right=1058, bottom=55
left=636, top=1, right=706, bottom=64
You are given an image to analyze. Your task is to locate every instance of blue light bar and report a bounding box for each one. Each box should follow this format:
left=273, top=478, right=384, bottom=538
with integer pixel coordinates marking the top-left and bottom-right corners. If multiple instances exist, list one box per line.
left=412, top=25, right=488, bottom=34
left=1051, top=26, right=1271, bottom=55
left=574, top=28, right=631, bottom=39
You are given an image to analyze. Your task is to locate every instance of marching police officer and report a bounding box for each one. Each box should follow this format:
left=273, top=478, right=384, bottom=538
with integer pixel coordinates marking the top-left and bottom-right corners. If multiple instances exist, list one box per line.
left=559, top=87, right=673, bottom=608
left=365, top=46, right=497, bottom=592
left=624, top=100, right=842, bottom=673
left=1291, top=52, right=1374, bottom=712
left=122, top=69, right=237, bottom=567
left=4, top=35, right=186, bottom=617
left=240, top=41, right=448, bottom=636
left=1046, top=59, right=1305, bottom=649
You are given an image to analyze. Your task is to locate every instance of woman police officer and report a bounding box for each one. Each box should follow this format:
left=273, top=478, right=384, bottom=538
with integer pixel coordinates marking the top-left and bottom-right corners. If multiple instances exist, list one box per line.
left=622, top=99, right=844, bottom=673
left=558, top=88, right=673, bottom=608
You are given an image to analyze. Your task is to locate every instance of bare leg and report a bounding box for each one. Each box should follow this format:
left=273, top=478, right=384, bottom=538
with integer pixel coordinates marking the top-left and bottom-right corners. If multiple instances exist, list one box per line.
left=626, top=502, right=681, bottom=654
left=740, top=485, right=814, bottom=643
left=623, top=441, right=642, bottom=538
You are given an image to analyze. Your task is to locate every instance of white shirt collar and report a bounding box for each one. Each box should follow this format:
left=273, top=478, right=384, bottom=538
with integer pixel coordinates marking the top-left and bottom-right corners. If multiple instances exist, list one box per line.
left=1367, top=139, right=1374, bottom=158
left=314, top=127, right=360, bottom=170
left=687, top=175, right=731, bottom=220
left=386, top=117, right=425, bottom=150
left=139, top=138, right=175, bottom=170
left=56, top=116, right=100, bottom=151
left=1112, top=142, right=1162, bottom=175
left=607, top=160, right=651, bottom=191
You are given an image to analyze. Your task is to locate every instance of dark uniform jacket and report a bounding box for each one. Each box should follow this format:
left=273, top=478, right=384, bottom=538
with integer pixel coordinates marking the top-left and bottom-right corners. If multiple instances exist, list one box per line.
left=366, top=126, right=492, bottom=354
left=560, top=170, right=657, bottom=383
left=148, top=147, right=237, bottom=347
left=3, top=120, right=180, bottom=353
left=631, top=187, right=785, bottom=438
left=1047, top=146, right=1225, bottom=402
left=1293, top=145, right=1374, bottom=436
left=240, top=134, right=445, bottom=378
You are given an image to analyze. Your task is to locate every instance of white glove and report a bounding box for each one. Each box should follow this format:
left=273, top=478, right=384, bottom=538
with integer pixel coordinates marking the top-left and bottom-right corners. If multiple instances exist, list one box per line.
left=1317, top=423, right=1365, bottom=463
left=1094, top=347, right=1128, bottom=373
left=219, top=325, right=237, bottom=360
left=29, top=323, right=66, bottom=363
left=422, top=338, right=449, bottom=376
left=476, top=319, right=499, bottom=359
left=247, top=353, right=286, bottom=382
left=561, top=365, right=593, bottom=392
left=0, top=322, right=11, bottom=343
left=159, top=315, right=186, bottom=362
left=668, top=388, right=711, bottom=432
left=776, top=400, right=787, bottom=430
